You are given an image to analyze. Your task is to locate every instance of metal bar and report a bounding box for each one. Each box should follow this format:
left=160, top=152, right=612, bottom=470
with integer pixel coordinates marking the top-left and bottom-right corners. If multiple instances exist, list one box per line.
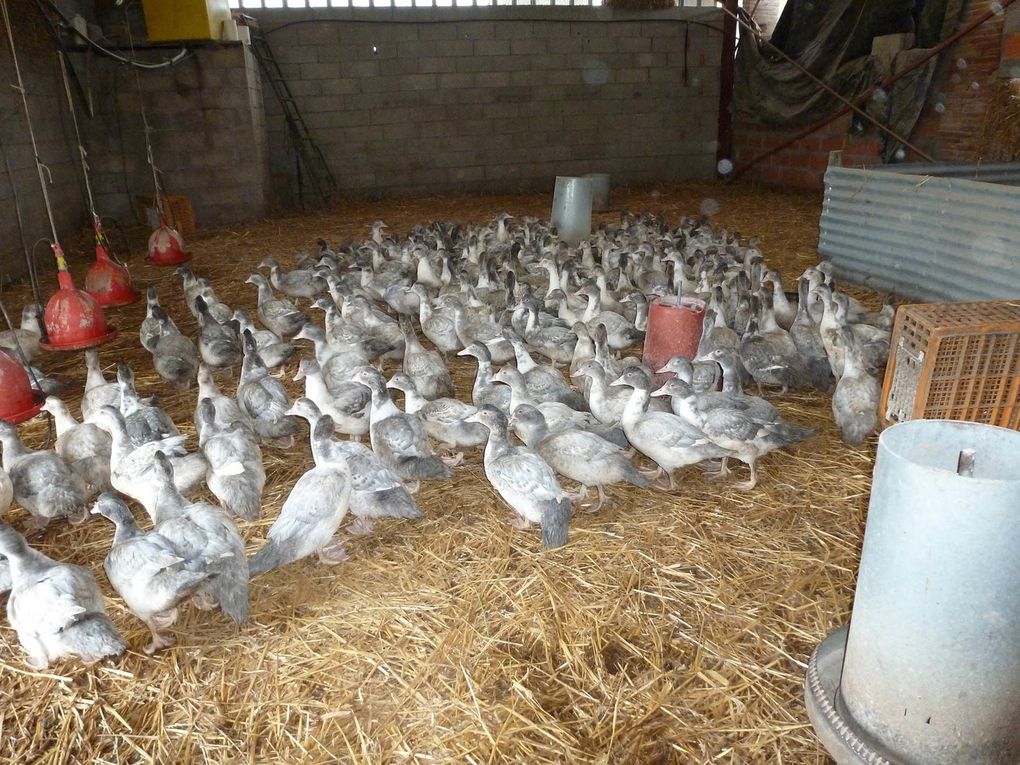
left=715, top=0, right=737, bottom=167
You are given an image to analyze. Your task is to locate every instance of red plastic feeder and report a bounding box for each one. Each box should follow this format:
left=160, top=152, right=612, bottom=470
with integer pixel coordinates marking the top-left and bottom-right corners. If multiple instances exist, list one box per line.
left=642, top=296, right=706, bottom=387
left=86, top=243, right=138, bottom=308
left=41, top=269, right=118, bottom=352
left=147, top=220, right=190, bottom=266
left=0, top=348, right=44, bottom=424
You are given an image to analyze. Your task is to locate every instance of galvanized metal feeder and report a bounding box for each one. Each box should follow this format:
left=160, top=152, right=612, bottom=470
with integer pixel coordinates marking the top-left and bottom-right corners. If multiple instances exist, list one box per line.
left=806, top=419, right=1020, bottom=764
left=550, top=176, right=593, bottom=246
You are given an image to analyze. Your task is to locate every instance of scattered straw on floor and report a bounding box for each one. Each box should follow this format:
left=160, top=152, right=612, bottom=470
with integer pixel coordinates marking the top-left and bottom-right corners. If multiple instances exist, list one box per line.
left=0, top=182, right=862, bottom=764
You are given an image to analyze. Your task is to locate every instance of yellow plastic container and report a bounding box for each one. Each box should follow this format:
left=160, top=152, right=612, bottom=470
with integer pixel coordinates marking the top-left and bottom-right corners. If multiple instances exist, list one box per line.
left=140, top=0, right=231, bottom=43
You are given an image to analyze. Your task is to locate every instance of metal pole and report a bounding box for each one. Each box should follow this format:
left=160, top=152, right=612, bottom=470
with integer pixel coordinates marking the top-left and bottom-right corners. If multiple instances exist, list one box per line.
left=716, top=0, right=738, bottom=170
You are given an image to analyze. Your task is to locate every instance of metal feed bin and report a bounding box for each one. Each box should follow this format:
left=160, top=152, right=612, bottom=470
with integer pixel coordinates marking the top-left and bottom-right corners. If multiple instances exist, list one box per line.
left=550, top=176, right=593, bottom=245
left=806, top=419, right=1020, bottom=764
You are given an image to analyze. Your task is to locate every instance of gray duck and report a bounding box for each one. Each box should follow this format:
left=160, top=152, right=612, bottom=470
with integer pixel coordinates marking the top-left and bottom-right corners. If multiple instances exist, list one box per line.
left=0, top=521, right=124, bottom=668
left=91, top=494, right=214, bottom=654
left=237, top=330, right=300, bottom=447
left=467, top=406, right=571, bottom=549
left=0, top=420, right=87, bottom=528
left=509, top=404, right=647, bottom=513
left=286, top=398, right=421, bottom=534
left=248, top=416, right=353, bottom=576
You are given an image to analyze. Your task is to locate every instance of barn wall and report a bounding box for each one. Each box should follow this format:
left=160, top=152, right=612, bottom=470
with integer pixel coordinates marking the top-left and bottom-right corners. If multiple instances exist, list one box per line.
left=81, top=44, right=269, bottom=230
left=732, top=0, right=1006, bottom=189
left=253, top=8, right=723, bottom=201
left=0, top=9, right=91, bottom=284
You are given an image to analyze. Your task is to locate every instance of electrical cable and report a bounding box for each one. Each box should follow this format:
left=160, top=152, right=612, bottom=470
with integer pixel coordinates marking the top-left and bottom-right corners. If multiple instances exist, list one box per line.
left=38, top=0, right=191, bottom=69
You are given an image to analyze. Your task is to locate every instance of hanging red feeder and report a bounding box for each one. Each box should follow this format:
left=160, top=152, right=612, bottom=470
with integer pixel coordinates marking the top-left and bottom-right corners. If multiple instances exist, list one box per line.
left=0, top=348, right=43, bottom=424
left=86, top=241, right=138, bottom=308
left=40, top=244, right=117, bottom=352
left=147, top=215, right=189, bottom=266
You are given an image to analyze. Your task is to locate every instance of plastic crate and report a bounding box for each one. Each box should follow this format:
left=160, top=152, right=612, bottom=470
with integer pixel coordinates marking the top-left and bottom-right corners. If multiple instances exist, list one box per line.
left=135, top=195, right=196, bottom=240
left=881, top=301, right=1020, bottom=429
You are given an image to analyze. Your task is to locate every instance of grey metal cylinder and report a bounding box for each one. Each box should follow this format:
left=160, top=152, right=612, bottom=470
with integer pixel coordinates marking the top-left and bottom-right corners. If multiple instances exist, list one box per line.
left=584, top=172, right=611, bottom=211
left=838, top=419, right=1020, bottom=764
left=550, top=176, right=593, bottom=245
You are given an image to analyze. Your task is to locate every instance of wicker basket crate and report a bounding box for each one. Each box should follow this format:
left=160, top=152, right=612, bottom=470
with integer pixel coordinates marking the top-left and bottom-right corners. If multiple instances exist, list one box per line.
left=135, top=195, right=196, bottom=240
left=881, top=301, right=1020, bottom=429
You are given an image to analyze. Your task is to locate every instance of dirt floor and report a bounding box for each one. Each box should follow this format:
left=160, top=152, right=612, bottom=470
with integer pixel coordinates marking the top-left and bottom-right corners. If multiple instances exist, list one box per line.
left=0, top=181, right=868, bottom=764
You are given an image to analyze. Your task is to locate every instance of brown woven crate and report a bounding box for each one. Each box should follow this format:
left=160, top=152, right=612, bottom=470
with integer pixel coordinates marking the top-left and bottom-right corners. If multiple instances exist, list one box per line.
left=881, top=300, right=1020, bottom=430
left=135, top=194, right=196, bottom=240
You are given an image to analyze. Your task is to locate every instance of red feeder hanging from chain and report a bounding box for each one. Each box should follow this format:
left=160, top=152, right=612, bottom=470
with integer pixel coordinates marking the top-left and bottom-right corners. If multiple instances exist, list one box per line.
left=0, top=17, right=117, bottom=352
left=56, top=53, right=139, bottom=308
left=147, top=212, right=190, bottom=266
left=85, top=224, right=139, bottom=307
left=0, top=348, right=43, bottom=424
left=41, top=242, right=118, bottom=352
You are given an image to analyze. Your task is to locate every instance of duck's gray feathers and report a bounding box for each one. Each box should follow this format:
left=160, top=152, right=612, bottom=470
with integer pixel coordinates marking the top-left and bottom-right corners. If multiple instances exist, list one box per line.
left=153, top=332, right=199, bottom=389
left=248, top=464, right=351, bottom=577
left=155, top=502, right=249, bottom=623
left=7, top=452, right=87, bottom=523
left=238, top=374, right=299, bottom=441
left=322, top=440, right=422, bottom=520
left=56, top=424, right=113, bottom=496
left=487, top=450, right=570, bottom=548
left=201, top=425, right=265, bottom=520
left=373, top=415, right=451, bottom=480
left=99, top=521, right=213, bottom=623
left=535, top=429, right=649, bottom=490
left=1, top=526, right=124, bottom=666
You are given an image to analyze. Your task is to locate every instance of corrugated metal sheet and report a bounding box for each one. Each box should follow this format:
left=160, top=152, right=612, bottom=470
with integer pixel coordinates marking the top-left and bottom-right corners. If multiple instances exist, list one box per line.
left=819, top=162, right=1020, bottom=302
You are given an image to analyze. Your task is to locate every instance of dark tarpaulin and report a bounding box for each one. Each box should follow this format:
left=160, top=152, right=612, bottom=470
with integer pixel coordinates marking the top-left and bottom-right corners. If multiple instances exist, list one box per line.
left=734, top=0, right=964, bottom=159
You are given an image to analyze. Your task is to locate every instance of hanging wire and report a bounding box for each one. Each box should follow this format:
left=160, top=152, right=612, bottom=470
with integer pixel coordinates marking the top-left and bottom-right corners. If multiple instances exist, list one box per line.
left=0, top=0, right=69, bottom=270
left=57, top=52, right=130, bottom=268
left=36, top=0, right=189, bottom=70
left=125, top=7, right=165, bottom=218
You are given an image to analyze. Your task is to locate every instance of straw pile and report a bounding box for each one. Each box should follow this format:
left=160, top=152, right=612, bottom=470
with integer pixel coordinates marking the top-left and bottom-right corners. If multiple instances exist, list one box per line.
left=0, top=182, right=863, bottom=764
left=979, top=78, right=1020, bottom=162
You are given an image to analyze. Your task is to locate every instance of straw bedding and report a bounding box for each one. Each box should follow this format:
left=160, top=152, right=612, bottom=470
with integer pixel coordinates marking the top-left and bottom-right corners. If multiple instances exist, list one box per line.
left=0, top=182, right=866, bottom=764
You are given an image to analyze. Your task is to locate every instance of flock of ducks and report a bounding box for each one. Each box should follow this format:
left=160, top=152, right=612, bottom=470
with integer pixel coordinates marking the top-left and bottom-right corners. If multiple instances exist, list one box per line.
left=0, top=211, right=891, bottom=668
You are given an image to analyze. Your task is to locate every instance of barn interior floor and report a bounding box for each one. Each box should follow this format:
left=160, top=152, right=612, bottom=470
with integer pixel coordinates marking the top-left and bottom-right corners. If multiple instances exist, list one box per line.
left=0, top=182, right=868, bottom=764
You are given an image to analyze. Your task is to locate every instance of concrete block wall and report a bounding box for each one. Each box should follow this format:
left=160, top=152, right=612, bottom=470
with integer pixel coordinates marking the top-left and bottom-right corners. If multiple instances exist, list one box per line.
left=254, top=8, right=723, bottom=200
left=80, top=43, right=269, bottom=230
left=0, top=11, right=90, bottom=283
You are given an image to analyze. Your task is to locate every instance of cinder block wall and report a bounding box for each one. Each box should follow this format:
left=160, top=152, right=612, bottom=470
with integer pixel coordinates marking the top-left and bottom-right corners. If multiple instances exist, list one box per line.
left=0, top=14, right=89, bottom=284
left=81, top=44, right=269, bottom=229
left=254, top=8, right=723, bottom=200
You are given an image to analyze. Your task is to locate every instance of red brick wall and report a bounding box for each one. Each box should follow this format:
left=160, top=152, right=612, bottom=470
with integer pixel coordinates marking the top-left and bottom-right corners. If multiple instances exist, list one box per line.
left=731, top=0, right=1005, bottom=188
